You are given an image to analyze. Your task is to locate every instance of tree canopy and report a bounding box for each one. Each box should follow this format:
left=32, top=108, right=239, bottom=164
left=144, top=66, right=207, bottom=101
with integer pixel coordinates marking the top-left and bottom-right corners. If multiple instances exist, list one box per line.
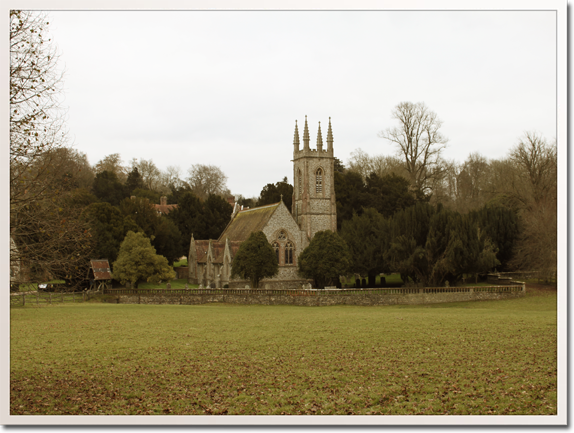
left=112, top=231, right=176, bottom=288
left=379, top=101, right=447, bottom=195
left=258, top=177, right=293, bottom=211
left=231, top=231, right=278, bottom=288
left=298, top=230, right=352, bottom=289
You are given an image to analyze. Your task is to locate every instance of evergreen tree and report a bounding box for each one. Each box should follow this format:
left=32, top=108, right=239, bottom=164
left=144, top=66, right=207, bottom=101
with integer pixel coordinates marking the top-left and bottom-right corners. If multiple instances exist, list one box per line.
left=364, top=173, right=416, bottom=217
left=119, top=196, right=183, bottom=263
left=231, top=231, right=278, bottom=288
left=258, top=177, right=294, bottom=211
left=92, top=170, right=128, bottom=206
left=341, top=208, right=390, bottom=286
left=334, top=170, right=367, bottom=229
left=469, top=205, right=519, bottom=271
left=166, top=191, right=209, bottom=254
left=298, top=230, right=352, bottom=289
left=203, top=194, right=233, bottom=240
left=132, top=187, right=161, bottom=204
left=125, top=166, right=145, bottom=194
left=81, top=202, right=142, bottom=264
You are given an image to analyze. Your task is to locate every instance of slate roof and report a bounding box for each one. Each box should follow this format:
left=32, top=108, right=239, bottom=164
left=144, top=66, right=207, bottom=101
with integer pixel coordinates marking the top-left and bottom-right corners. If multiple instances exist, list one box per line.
left=218, top=202, right=280, bottom=242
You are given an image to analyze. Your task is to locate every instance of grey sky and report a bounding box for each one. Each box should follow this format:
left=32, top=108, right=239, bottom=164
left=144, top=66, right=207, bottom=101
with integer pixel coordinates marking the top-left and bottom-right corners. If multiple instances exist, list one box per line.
left=46, top=8, right=557, bottom=198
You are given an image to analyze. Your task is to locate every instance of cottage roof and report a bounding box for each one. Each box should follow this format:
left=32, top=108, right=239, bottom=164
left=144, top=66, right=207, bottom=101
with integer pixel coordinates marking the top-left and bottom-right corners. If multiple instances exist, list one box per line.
left=218, top=202, right=280, bottom=242
left=154, top=203, right=178, bottom=215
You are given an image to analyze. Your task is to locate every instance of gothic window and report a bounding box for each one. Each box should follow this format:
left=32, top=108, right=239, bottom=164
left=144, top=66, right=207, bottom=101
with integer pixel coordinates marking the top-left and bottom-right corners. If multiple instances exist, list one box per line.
left=285, top=242, right=294, bottom=265
left=278, top=230, right=286, bottom=240
left=272, top=242, right=280, bottom=263
left=316, top=168, right=323, bottom=194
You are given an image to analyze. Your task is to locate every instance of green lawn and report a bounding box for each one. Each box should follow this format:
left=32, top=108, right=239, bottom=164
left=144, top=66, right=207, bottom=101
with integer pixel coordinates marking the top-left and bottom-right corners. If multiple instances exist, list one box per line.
left=10, top=287, right=557, bottom=415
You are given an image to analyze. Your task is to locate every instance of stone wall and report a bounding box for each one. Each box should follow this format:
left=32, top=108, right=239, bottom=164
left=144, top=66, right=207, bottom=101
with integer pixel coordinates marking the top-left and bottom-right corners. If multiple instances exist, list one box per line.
left=103, top=285, right=525, bottom=307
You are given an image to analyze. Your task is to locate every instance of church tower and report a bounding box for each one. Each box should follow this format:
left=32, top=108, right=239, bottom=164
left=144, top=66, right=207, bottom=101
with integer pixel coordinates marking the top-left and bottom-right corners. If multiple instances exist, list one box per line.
left=292, top=116, right=337, bottom=242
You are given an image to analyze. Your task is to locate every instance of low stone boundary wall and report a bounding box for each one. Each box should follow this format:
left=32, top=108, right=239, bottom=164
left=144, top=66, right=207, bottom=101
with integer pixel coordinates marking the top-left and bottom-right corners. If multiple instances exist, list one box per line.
left=103, top=284, right=525, bottom=307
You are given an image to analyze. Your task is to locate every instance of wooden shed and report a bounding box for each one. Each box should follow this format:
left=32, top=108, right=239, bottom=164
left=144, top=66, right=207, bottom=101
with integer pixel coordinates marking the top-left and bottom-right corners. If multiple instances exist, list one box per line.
left=87, top=259, right=112, bottom=291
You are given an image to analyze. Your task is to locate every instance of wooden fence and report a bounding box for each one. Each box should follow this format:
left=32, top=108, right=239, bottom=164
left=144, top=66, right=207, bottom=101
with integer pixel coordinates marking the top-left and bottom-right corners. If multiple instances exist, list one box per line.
left=10, top=291, right=88, bottom=307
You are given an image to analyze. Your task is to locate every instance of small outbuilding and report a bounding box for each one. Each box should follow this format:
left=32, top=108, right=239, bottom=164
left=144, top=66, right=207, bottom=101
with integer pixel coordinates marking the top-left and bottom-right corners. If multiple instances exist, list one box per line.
left=87, top=259, right=112, bottom=291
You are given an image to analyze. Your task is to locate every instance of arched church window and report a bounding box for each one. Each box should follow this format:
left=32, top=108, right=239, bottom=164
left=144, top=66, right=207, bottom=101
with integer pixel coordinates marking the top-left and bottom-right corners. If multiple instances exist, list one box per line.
left=278, top=231, right=286, bottom=240
left=285, top=242, right=294, bottom=265
left=316, top=168, right=323, bottom=194
left=272, top=242, right=280, bottom=263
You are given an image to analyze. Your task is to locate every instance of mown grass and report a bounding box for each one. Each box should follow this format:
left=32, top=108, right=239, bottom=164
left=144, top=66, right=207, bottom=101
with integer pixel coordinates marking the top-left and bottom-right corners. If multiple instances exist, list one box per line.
left=10, top=287, right=556, bottom=415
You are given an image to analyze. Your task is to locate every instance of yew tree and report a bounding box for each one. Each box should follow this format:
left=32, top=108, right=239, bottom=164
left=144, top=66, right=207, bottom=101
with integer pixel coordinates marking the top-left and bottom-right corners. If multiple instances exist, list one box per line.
left=231, top=231, right=278, bottom=289
left=298, top=230, right=352, bottom=289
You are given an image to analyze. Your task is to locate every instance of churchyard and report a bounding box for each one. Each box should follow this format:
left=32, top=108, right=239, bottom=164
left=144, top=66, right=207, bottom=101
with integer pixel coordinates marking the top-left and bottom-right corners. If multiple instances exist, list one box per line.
left=10, top=284, right=556, bottom=416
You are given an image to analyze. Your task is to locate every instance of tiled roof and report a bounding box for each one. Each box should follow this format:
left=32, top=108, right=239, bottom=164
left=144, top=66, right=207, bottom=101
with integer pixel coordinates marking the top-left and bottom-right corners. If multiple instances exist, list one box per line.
left=218, top=202, right=280, bottom=242
left=155, top=204, right=178, bottom=214
left=90, top=259, right=112, bottom=280
left=195, top=240, right=210, bottom=264
left=211, top=242, right=225, bottom=263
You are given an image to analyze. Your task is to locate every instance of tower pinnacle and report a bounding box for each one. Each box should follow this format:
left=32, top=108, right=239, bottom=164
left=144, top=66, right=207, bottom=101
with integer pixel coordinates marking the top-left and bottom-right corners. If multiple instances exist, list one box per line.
left=303, top=115, right=310, bottom=150
left=316, top=121, right=323, bottom=152
left=326, top=117, right=333, bottom=152
left=293, top=119, right=300, bottom=150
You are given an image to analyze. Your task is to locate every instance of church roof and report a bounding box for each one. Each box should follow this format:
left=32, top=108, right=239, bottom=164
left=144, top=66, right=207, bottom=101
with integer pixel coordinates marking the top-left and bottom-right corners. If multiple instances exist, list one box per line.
left=218, top=202, right=280, bottom=242
left=195, top=240, right=210, bottom=264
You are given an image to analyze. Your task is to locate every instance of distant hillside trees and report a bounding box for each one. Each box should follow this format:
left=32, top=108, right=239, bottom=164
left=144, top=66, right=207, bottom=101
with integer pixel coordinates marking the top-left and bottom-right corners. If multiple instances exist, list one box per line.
left=81, top=202, right=140, bottom=264
left=166, top=192, right=232, bottom=255
left=186, top=164, right=229, bottom=201
left=119, top=196, right=183, bottom=264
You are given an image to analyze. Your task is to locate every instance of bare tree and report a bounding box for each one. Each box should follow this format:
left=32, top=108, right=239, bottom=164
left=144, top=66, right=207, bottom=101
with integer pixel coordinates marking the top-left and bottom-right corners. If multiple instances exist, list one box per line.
left=186, top=164, right=229, bottom=201
left=131, top=158, right=161, bottom=191
left=379, top=102, right=448, bottom=195
left=446, top=152, right=492, bottom=213
left=157, top=165, right=188, bottom=194
left=509, top=132, right=557, bottom=208
left=506, top=132, right=557, bottom=279
left=10, top=11, right=93, bottom=288
left=347, top=148, right=407, bottom=181
left=94, top=153, right=127, bottom=182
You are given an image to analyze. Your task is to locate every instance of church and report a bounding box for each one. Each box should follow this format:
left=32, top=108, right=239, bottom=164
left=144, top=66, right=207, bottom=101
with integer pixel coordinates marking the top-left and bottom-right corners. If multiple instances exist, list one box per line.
left=187, top=116, right=337, bottom=289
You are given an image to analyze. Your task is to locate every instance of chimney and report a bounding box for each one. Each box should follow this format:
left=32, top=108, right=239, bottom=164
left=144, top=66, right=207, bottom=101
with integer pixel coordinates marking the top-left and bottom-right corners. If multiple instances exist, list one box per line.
left=160, top=196, right=167, bottom=206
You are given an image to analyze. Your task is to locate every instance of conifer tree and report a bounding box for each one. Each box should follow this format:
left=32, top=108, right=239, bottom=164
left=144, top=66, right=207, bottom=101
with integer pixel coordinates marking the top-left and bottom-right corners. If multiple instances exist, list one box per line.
left=341, top=208, right=390, bottom=286
left=231, top=231, right=278, bottom=288
left=298, top=230, right=352, bottom=289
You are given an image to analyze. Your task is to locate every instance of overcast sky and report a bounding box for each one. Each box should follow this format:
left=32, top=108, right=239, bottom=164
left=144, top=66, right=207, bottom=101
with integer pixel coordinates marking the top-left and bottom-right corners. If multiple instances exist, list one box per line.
left=45, top=8, right=557, bottom=198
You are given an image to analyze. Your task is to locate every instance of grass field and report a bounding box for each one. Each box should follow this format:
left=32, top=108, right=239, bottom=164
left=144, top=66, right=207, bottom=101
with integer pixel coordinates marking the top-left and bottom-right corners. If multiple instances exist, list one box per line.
left=10, top=286, right=557, bottom=416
